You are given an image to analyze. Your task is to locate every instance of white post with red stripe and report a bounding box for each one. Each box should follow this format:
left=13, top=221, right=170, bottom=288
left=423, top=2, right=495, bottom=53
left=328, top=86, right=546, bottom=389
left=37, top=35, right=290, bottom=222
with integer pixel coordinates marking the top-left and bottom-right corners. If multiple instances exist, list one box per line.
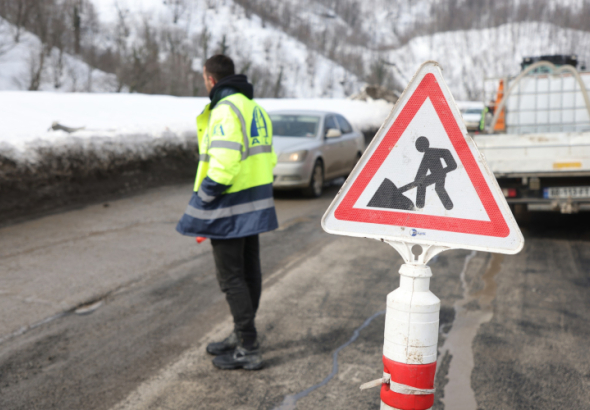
left=322, top=61, right=525, bottom=410
left=380, top=262, right=439, bottom=410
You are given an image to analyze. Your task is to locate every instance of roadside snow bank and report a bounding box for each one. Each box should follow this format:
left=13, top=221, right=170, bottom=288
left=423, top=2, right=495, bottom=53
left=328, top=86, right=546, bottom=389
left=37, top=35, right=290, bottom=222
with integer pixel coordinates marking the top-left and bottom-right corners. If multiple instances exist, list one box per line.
left=0, top=91, right=393, bottom=222
left=1, top=91, right=392, bottom=151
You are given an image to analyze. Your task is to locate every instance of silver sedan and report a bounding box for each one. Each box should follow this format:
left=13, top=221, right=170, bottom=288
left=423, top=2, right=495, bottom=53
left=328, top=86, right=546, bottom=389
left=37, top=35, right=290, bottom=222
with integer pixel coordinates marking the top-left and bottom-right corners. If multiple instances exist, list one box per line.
left=271, top=110, right=365, bottom=197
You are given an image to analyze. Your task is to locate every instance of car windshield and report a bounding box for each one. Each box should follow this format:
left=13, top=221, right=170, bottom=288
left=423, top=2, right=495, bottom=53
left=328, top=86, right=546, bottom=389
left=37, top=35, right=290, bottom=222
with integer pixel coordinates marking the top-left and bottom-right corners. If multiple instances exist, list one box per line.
left=270, top=115, right=320, bottom=137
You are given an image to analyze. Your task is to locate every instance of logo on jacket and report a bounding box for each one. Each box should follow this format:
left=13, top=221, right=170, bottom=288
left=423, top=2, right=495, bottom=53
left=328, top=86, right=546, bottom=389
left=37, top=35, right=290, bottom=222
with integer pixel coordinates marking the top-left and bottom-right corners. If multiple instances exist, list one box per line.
left=212, top=124, right=225, bottom=136
left=250, top=107, right=268, bottom=145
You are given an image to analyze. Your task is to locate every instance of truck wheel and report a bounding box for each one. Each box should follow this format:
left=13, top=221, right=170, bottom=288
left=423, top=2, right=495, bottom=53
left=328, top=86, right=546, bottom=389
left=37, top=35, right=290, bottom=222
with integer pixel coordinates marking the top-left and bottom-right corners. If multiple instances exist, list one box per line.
left=303, top=160, right=324, bottom=198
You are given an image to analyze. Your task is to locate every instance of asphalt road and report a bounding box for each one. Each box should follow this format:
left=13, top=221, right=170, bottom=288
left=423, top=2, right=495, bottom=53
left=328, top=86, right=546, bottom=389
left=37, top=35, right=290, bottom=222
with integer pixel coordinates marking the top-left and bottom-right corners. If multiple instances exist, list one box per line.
left=1, top=184, right=589, bottom=410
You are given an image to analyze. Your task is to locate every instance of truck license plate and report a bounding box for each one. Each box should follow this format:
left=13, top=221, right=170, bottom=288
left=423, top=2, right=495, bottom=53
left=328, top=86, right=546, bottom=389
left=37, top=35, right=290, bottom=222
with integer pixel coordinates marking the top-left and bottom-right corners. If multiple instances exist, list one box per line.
left=543, top=186, right=590, bottom=199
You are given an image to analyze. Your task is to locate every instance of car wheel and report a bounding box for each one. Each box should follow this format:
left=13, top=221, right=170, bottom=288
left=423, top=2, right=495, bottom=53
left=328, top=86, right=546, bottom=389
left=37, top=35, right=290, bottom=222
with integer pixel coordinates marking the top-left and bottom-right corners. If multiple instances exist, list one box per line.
left=303, top=160, right=324, bottom=198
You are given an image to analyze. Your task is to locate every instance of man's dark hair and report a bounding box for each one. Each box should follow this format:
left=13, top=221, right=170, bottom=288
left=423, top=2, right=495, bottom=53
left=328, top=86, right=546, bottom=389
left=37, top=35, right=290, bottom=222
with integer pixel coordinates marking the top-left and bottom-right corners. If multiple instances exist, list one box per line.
left=204, top=55, right=235, bottom=81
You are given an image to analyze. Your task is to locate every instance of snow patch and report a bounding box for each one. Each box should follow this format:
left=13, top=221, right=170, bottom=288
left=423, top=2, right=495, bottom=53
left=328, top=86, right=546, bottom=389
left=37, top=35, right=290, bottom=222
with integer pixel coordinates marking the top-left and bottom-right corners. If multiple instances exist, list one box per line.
left=0, top=91, right=392, bottom=154
left=91, top=0, right=363, bottom=98
left=387, top=22, right=590, bottom=100
left=0, top=17, right=119, bottom=93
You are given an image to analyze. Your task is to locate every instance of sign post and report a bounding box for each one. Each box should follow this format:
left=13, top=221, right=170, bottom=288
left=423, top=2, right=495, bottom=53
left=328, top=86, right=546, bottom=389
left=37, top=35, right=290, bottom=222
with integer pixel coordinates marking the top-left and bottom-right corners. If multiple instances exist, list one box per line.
left=322, top=61, right=524, bottom=410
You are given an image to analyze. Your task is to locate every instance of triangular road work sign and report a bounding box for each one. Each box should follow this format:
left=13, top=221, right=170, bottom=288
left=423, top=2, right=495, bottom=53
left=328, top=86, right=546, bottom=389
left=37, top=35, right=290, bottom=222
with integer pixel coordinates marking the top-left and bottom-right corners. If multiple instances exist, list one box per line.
left=322, top=61, right=524, bottom=254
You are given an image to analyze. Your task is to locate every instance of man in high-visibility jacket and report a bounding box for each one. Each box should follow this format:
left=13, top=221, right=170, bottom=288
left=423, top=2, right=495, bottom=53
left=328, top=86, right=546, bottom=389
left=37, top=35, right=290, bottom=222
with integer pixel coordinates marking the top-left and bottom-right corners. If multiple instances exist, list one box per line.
left=176, top=55, right=278, bottom=370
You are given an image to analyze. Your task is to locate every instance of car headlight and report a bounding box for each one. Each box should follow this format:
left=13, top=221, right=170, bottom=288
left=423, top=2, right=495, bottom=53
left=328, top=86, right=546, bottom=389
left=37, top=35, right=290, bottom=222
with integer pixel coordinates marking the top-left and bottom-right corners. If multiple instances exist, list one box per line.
left=278, top=150, right=308, bottom=163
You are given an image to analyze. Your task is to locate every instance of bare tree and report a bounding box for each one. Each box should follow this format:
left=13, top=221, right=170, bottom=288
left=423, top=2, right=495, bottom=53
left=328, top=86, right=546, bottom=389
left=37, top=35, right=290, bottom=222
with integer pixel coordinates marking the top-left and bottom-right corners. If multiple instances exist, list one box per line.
left=216, top=34, right=229, bottom=55
left=72, top=1, right=81, bottom=53
left=85, top=64, right=93, bottom=91
left=124, top=19, right=161, bottom=93
left=112, top=1, right=130, bottom=92
left=160, top=25, right=194, bottom=95
left=67, top=60, right=79, bottom=91
left=27, top=44, right=46, bottom=90
left=273, top=66, right=283, bottom=98
left=165, top=0, right=188, bottom=24
left=200, top=23, right=210, bottom=65
left=50, top=48, right=64, bottom=88
left=4, top=0, right=33, bottom=43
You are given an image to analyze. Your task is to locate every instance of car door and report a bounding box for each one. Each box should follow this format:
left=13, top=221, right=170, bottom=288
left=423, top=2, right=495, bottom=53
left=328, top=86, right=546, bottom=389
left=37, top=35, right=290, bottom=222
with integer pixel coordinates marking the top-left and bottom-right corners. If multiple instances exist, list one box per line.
left=336, top=114, right=359, bottom=173
left=322, top=114, right=346, bottom=179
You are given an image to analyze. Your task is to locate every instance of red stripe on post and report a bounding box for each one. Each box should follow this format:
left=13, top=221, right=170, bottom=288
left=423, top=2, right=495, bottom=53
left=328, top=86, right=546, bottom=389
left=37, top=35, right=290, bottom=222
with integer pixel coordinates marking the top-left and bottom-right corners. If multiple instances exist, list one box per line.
left=381, top=356, right=436, bottom=410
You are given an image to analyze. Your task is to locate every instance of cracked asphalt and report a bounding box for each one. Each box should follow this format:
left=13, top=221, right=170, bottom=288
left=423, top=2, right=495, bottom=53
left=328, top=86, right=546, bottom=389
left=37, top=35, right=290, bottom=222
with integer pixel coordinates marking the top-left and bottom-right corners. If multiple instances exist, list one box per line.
left=1, top=184, right=589, bottom=409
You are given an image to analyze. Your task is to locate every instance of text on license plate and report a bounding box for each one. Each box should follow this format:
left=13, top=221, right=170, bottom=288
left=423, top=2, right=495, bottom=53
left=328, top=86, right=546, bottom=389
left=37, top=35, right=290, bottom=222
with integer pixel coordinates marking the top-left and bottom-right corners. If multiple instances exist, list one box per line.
left=543, top=186, right=590, bottom=199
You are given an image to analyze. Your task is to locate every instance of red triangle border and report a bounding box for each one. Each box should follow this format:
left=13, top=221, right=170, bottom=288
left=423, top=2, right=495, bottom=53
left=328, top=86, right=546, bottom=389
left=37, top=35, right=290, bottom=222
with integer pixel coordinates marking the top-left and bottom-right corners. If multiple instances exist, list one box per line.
left=334, top=73, right=510, bottom=238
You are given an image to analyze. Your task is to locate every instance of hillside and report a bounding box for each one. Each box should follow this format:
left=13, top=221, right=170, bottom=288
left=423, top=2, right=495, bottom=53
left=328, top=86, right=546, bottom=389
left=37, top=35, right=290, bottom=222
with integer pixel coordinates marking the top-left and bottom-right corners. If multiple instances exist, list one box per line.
left=90, top=0, right=362, bottom=98
left=1, top=0, right=590, bottom=99
left=232, top=0, right=590, bottom=99
left=0, top=17, right=119, bottom=92
left=369, top=22, right=590, bottom=100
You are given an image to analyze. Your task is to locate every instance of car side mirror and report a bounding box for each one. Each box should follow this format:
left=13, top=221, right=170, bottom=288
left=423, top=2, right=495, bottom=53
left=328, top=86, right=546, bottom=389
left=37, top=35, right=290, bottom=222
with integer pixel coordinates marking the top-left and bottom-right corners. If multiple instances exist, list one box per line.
left=326, top=128, right=342, bottom=138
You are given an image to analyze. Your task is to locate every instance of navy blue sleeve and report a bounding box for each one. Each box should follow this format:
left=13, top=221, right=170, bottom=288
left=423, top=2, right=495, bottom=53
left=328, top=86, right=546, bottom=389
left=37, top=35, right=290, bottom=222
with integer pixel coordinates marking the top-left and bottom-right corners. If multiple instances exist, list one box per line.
left=198, top=175, right=231, bottom=199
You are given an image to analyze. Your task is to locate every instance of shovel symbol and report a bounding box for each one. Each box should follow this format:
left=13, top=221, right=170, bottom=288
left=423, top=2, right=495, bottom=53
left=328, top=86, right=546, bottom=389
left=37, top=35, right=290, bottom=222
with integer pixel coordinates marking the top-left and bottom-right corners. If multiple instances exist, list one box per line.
left=367, top=137, right=457, bottom=211
left=367, top=179, right=418, bottom=211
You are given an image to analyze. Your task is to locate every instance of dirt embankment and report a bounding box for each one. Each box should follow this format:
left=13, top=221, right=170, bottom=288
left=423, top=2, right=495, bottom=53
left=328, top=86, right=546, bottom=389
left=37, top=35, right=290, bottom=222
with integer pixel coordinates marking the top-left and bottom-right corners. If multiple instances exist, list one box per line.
left=0, top=134, right=198, bottom=226
left=0, top=128, right=379, bottom=226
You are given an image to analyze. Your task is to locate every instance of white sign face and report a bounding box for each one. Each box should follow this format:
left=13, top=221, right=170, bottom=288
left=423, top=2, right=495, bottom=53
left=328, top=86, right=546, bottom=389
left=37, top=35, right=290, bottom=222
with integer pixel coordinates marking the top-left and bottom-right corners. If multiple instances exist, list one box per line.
left=322, top=61, right=524, bottom=254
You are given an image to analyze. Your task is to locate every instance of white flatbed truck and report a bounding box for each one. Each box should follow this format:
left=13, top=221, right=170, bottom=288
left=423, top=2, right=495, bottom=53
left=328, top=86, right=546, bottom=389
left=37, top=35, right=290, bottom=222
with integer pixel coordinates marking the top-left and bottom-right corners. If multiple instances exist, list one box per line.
left=473, top=55, right=590, bottom=213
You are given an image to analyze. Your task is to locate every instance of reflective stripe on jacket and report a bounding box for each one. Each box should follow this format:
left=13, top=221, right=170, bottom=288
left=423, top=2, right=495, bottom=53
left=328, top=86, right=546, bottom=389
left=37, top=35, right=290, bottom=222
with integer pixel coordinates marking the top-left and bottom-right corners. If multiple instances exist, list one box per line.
left=176, top=92, right=278, bottom=239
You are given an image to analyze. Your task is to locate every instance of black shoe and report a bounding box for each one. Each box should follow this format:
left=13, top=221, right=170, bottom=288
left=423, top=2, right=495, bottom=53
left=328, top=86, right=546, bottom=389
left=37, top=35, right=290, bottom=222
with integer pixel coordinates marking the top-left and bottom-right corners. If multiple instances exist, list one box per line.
left=212, top=344, right=263, bottom=370
left=206, top=332, right=238, bottom=356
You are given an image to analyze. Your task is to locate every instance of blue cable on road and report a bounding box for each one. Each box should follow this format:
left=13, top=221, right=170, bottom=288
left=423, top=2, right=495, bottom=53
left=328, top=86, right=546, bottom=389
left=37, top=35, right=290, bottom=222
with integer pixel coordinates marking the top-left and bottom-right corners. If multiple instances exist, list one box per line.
left=273, top=310, right=386, bottom=410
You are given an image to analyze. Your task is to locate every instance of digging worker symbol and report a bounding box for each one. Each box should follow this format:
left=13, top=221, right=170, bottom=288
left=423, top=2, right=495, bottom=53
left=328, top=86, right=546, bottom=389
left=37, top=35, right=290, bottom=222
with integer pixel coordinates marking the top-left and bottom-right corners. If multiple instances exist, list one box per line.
left=176, top=55, right=277, bottom=371
left=413, top=136, right=457, bottom=209
left=368, top=136, right=457, bottom=210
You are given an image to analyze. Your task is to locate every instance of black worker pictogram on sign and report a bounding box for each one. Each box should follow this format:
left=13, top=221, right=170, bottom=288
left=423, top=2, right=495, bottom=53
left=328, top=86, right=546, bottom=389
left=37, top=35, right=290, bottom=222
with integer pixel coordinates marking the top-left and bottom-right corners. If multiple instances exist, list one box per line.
left=322, top=61, right=524, bottom=254
left=368, top=136, right=458, bottom=211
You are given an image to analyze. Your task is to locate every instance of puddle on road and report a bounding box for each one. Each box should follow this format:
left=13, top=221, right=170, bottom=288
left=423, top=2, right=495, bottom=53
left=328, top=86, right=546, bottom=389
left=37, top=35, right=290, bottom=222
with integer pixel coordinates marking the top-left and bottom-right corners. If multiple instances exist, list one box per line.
left=438, top=252, right=504, bottom=410
left=273, top=252, right=504, bottom=410
left=473, top=253, right=503, bottom=306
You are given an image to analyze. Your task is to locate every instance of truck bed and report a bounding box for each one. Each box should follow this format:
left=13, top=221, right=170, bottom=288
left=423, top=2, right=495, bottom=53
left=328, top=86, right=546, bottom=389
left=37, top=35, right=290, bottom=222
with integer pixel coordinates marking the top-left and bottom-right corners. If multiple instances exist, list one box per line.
left=474, top=132, right=590, bottom=176
left=473, top=132, right=590, bottom=212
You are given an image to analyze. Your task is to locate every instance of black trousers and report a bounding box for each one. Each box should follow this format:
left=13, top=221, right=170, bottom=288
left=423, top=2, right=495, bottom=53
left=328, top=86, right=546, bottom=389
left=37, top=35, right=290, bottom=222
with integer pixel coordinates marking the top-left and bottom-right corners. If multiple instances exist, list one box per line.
left=210, top=234, right=261, bottom=340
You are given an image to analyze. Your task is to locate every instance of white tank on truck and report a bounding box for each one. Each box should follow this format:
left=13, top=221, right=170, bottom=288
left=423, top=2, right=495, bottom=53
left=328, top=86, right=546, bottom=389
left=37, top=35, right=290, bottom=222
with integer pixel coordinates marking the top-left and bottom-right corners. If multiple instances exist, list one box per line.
left=474, top=54, right=590, bottom=214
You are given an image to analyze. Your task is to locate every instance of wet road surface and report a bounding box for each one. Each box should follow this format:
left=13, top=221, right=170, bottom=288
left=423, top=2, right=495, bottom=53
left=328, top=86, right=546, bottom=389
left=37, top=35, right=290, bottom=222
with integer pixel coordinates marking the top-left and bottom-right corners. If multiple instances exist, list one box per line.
left=1, top=184, right=589, bottom=409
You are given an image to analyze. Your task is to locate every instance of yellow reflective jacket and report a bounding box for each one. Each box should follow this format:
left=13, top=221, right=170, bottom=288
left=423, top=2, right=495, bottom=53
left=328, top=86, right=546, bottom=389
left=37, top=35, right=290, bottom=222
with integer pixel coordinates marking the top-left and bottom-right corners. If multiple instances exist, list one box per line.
left=195, top=93, right=276, bottom=192
left=176, top=91, right=278, bottom=239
